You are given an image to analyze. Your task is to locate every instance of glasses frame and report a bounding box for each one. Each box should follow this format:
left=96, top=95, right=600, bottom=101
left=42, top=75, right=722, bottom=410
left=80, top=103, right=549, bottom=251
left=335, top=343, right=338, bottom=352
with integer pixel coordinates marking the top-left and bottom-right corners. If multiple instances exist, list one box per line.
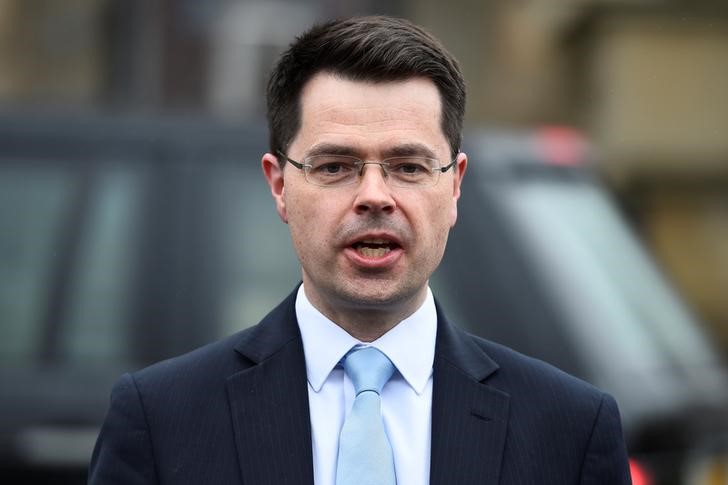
left=276, top=150, right=458, bottom=188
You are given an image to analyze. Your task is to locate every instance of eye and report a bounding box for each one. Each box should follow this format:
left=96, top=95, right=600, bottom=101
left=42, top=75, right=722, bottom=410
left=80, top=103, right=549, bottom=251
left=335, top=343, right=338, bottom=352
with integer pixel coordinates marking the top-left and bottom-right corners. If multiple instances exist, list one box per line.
left=320, top=162, right=344, bottom=174
left=311, top=157, right=357, bottom=174
left=400, top=164, right=426, bottom=174
left=306, top=155, right=360, bottom=185
left=389, top=158, right=431, bottom=175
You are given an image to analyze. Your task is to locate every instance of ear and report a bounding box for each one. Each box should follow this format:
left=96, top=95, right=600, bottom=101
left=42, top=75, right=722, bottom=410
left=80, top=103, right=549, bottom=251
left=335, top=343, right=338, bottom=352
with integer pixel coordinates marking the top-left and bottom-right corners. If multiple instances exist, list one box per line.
left=449, top=152, right=468, bottom=227
left=262, top=153, right=288, bottom=223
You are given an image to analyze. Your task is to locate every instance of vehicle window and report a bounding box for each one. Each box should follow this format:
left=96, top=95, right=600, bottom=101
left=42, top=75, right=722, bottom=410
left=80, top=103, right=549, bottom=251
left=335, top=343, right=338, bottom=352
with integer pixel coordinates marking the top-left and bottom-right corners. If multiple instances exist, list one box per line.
left=209, top=162, right=300, bottom=337
left=59, top=164, right=144, bottom=364
left=0, top=165, right=75, bottom=363
left=557, top=184, right=717, bottom=367
left=0, top=160, right=145, bottom=366
left=499, top=179, right=717, bottom=372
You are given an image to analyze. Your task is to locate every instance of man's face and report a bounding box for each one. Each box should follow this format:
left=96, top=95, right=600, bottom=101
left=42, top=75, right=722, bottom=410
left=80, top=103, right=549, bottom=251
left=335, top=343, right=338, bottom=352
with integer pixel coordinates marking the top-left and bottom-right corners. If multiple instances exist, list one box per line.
left=263, top=72, right=466, bottom=321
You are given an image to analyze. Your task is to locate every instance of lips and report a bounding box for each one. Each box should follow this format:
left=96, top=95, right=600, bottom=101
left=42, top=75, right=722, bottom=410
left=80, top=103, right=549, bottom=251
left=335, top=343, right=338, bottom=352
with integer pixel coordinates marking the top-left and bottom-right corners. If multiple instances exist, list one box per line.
left=344, top=233, right=404, bottom=268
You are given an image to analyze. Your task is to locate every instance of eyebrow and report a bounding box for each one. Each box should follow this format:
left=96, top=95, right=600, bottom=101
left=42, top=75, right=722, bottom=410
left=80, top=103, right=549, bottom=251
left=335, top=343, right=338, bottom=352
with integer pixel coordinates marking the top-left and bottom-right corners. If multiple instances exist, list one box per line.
left=305, top=143, right=359, bottom=158
left=383, top=143, right=438, bottom=159
left=305, top=142, right=438, bottom=160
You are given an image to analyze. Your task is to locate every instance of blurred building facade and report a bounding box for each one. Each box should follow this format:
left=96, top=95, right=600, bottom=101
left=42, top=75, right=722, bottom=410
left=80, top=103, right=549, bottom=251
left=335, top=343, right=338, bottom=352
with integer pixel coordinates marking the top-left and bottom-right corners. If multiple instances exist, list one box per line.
left=1, top=0, right=727, bottom=353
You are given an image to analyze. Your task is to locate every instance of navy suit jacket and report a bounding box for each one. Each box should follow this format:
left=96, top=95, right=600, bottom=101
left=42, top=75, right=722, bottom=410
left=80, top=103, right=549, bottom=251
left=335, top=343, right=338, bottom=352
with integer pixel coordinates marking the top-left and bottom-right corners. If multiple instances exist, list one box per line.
left=89, top=290, right=631, bottom=484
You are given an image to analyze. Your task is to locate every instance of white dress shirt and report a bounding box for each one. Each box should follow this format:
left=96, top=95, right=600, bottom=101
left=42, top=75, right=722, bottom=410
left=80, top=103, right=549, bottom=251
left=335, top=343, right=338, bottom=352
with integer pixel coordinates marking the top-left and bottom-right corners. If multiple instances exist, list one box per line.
left=296, top=284, right=437, bottom=485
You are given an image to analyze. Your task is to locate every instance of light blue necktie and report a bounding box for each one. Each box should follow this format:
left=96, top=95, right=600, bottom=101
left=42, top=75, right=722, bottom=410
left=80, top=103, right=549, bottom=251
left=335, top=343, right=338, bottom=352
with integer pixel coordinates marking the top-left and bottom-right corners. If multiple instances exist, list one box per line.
left=336, top=347, right=397, bottom=485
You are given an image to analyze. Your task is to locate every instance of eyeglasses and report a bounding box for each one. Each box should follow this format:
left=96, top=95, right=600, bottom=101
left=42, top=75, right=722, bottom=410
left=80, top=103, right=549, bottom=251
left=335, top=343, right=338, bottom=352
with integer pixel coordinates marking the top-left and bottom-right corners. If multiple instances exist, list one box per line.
left=277, top=151, right=457, bottom=188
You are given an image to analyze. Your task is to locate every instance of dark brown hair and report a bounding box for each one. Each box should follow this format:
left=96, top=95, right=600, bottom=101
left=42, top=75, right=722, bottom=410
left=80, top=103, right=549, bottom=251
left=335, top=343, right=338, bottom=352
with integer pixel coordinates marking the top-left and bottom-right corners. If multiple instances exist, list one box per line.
left=266, top=16, right=466, bottom=161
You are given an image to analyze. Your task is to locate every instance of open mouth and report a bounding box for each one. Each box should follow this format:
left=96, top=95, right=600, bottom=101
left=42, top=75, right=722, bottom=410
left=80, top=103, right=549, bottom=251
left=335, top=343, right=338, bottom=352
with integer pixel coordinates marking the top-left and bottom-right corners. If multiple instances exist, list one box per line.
left=352, top=238, right=400, bottom=258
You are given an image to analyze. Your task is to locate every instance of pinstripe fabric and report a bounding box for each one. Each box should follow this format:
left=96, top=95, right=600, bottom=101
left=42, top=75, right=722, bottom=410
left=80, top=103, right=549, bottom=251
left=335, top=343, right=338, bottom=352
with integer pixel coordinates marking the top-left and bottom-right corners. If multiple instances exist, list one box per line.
left=90, top=289, right=630, bottom=484
left=226, top=336, right=313, bottom=484
left=430, top=302, right=631, bottom=485
left=90, top=290, right=314, bottom=485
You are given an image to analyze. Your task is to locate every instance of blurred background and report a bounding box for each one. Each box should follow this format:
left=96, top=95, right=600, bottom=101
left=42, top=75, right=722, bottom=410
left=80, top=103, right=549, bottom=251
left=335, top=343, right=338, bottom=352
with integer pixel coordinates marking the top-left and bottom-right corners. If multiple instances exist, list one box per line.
left=1, top=0, right=727, bottom=483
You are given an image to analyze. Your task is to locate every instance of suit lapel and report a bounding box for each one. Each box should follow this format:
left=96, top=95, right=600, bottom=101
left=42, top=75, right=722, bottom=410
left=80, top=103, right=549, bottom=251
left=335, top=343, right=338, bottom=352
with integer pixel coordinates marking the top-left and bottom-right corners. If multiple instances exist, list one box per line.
left=430, top=306, right=510, bottom=485
left=223, top=291, right=510, bottom=484
left=226, top=291, right=314, bottom=485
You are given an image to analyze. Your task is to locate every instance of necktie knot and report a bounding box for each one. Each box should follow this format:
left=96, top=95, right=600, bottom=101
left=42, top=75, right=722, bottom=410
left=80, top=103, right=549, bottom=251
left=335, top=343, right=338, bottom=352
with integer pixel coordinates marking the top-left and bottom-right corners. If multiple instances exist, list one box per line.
left=344, top=347, right=395, bottom=395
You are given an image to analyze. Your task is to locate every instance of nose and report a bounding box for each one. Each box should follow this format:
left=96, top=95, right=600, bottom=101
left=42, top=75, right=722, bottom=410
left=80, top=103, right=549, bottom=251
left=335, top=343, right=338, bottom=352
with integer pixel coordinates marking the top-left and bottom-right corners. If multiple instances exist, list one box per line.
left=353, top=163, right=396, bottom=215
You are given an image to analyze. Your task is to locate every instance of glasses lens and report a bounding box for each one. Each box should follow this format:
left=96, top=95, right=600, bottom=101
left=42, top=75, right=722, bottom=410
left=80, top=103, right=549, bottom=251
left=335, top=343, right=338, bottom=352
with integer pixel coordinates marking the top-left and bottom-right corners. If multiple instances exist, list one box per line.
left=303, top=155, right=442, bottom=187
left=386, top=157, right=438, bottom=187
left=306, top=155, right=360, bottom=186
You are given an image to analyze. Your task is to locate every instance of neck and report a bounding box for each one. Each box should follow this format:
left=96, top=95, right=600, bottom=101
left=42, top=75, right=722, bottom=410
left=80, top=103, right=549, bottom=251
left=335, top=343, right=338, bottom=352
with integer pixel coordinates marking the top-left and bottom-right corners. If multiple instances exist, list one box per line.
left=302, top=285, right=428, bottom=342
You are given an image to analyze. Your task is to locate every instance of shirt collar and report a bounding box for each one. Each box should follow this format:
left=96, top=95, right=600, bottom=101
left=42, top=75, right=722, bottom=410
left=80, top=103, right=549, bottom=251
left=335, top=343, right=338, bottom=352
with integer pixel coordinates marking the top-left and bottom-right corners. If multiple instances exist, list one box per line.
left=296, top=285, right=437, bottom=395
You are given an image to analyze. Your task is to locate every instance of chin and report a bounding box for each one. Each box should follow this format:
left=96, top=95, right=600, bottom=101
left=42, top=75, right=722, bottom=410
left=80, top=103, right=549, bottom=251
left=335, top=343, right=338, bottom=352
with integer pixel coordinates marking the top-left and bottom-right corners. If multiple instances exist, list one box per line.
left=334, top=281, right=424, bottom=310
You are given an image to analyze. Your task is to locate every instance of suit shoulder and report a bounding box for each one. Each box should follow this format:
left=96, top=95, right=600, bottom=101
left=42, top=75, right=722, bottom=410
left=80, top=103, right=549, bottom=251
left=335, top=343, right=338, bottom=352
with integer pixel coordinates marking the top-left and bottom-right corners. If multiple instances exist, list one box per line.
left=470, top=333, right=607, bottom=404
left=452, top=335, right=629, bottom=483
left=130, top=325, right=257, bottom=391
left=123, top=289, right=300, bottom=395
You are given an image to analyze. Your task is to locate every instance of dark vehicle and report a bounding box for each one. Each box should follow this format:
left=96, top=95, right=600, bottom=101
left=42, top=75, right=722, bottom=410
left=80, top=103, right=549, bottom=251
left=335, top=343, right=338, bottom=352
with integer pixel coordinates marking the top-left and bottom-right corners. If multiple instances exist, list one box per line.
left=441, top=127, right=728, bottom=484
left=1, top=114, right=726, bottom=484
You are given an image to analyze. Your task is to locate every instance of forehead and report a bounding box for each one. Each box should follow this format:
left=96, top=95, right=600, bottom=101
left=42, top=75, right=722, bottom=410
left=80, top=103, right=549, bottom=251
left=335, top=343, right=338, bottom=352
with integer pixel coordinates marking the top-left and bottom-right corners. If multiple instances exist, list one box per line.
left=291, top=73, right=448, bottom=157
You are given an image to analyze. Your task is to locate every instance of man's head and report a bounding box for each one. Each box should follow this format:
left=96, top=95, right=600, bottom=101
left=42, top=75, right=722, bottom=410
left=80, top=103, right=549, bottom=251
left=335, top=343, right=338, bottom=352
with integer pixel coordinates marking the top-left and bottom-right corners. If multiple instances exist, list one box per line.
left=266, top=16, right=466, bottom=160
left=262, top=17, right=467, bottom=340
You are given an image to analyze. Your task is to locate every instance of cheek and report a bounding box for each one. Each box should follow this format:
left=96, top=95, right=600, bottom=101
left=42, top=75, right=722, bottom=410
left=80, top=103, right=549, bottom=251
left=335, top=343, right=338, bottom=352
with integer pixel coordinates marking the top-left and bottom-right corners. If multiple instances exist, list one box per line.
left=436, top=190, right=458, bottom=228
left=424, top=195, right=456, bottom=245
left=285, top=192, right=336, bottom=250
left=286, top=214, right=319, bottom=268
left=282, top=194, right=309, bottom=246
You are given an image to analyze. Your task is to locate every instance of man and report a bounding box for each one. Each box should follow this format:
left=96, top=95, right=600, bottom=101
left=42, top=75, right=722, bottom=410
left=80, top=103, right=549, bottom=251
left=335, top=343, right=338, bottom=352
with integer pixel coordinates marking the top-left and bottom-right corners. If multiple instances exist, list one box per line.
left=89, top=16, right=631, bottom=484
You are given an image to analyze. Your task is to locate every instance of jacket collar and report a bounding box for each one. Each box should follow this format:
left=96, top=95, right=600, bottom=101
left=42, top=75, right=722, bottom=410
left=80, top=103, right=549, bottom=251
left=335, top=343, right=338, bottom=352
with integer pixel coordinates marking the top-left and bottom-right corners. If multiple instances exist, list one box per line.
left=429, top=301, right=511, bottom=485
left=227, top=289, right=511, bottom=485
left=228, top=288, right=315, bottom=485
left=232, top=288, right=302, bottom=363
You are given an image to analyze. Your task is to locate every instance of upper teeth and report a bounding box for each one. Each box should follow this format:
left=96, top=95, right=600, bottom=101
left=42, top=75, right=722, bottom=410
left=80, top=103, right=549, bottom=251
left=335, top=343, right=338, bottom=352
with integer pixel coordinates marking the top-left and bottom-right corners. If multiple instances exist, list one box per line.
left=359, top=247, right=390, bottom=257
